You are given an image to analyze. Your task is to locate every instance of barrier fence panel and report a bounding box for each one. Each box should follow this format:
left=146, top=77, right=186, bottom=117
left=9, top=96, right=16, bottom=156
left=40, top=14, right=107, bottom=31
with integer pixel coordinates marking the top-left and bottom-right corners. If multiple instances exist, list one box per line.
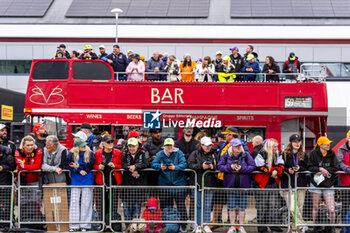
left=17, top=170, right=105, bottom=232
left=201, top=171, right=291, bottom=233
left=295, top=171, right=350, bottom=231
left=0, top=171, right=14, bottom=230
left=109, top=169, right=197, bottom=233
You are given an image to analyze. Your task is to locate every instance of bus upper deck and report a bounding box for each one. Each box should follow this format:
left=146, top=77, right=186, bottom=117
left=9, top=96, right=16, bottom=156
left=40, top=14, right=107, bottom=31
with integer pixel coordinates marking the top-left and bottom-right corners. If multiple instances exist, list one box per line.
left=24, top=59, right=328, bottom=149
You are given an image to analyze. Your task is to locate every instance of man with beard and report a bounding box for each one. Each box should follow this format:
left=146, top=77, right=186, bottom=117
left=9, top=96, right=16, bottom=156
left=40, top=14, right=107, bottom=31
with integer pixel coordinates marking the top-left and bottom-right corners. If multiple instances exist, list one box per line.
left=33, top=123, right=48, bottom=151
left=0, top=124, right=16, bottom=157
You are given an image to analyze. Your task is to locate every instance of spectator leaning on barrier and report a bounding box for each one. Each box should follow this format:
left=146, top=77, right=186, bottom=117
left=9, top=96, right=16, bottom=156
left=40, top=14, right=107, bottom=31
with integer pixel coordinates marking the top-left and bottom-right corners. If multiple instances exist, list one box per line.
left=198, top=56, right=215, bottom=82
left=218, top=138, right=256, bottom=233
left=127, top=50, right=134, bottom=63
left=0, top=124, right=16, bottom=157
left=41, top=135, right=67, bottom=184
left=0, top=145, right=15, bottom=185
left=121, top=137, right=149, bottom=226
left=213, top=51, right=223, bottom=81
left=57, top=44, right=71, bottom=59
left=229, top=46, right=245, bottom=81
left=254, top=138, right=285, bottom=233
left=188, top=136, right=218, bottom=233
left=66, top=138, right=95, bottom=232
left=180, top=53, right=196, bottom=82
left=98, top=45, right=108, bottom=59
left=218, top=56, right=236, bottom=82
left=244, top=45, right=259, bottom=63
left=55, top=50, right=65, bottom=59
left=33, top=123, right=48, bottom=151
left=337, top=130, right=350, bottom=224
left=146, top=51, right=165, bottom=81
left=308, top=136, right=339, bottom=233
left=282, top=52, right=300, bottom=80
left=280, top=134, right=309, bottom=233
left=15, top=135, right=43, bottom=185
left=80, top=123, right=94, bottom=150
left=78, top=44, right=98, bottom=60
left=164, top=55, right=181, bottom=81
left=262, top=56, right=280, bottom=82
left=126, top=54, right=145, bottom=81
left=104, top=45, right=129, bottom=80
left=151, top=138, right=188, bottom=233
left=70, top=50, right=79, bottom=59
left=94, top=135, right=122, bottom=230
left=250, top=135, right=263, bottom=160
left=243, top=54, right=260, bottom=82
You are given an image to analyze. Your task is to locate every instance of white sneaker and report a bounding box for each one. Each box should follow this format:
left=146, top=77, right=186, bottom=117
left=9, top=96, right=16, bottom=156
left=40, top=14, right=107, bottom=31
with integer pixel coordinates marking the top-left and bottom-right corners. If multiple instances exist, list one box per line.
left=227, top=226, right=237, bottom=233
left=191, top=223, right=198, bottom=232
left=203, top=225, right=212, bottom=233
left=238, top=227, right=246, bottom=233
left=301, top=226, right=309, bottom=233
left=195, top=226, right=202, bottom=233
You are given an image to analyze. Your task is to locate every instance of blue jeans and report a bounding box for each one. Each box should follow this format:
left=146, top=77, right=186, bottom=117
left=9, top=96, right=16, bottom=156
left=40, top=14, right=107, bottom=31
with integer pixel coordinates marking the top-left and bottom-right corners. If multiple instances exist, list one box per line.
left=197, top=190, right=213, bottom=225
left=123, top=201, right=141, bottom=225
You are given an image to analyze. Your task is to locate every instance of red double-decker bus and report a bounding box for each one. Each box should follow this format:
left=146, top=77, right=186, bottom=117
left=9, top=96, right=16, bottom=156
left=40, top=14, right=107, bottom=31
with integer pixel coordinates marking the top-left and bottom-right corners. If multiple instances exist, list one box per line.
left=24, top=59, right=328, bottom=150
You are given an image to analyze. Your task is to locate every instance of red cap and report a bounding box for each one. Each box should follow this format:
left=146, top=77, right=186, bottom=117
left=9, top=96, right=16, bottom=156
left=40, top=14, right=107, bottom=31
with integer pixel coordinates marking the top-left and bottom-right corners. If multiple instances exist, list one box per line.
left=128, top=130, right=141, bottom=139
left=33, top=123, right=44, bottom=134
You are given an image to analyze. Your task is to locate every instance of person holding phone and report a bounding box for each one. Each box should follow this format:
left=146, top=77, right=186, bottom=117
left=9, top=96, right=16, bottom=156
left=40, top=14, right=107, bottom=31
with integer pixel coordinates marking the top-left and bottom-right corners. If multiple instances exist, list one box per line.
left=151, top=138, right=188, bottom=233
left=280, top=134, right=308, bottom=233
left=188, top=137, right=217, bottom=232
left=217, top=139, right=255, bottom=233
left=308, top=136, right=339, bottom=233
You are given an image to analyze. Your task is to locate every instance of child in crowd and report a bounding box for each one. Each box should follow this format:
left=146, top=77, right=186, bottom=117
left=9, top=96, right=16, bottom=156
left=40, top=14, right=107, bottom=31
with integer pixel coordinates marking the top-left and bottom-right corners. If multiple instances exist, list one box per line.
left=142, top=197, right=167, bottom=233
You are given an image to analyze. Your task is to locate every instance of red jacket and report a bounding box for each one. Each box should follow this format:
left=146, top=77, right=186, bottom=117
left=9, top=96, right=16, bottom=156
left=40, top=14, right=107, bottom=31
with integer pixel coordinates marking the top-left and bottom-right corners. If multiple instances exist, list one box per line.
left=142, top=197, right=162, bottom=227
left=93, top=148, right=122, bottom=185
left=15, top=148, right=42, bottom=184
left=254, top=150, right=285, bottom=188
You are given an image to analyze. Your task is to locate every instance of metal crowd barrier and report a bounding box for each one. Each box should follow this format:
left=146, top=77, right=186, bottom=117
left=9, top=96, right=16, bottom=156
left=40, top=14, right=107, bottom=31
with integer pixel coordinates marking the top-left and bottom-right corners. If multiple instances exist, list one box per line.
left=201, top=170, right=292, bottom=232
left=109, top=168, right=197, bottom=233
left=17, top=169, right=105, bottom=232
left=114, top=71, right=324, bottom=82
left=294, top=171, right=350, bottom=231
left=0, top=171, right=14, bottom=229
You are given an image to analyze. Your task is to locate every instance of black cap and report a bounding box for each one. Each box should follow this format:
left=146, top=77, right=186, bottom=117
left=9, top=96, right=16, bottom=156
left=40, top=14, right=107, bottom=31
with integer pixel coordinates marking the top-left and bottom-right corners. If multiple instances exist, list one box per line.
left=102, top=135, right=114, bottom=142
left=80, top=123, right=92, bottom=130
left=289, top=52, right=295, bottom=57
left=289, top=134, right=302, bottom=142
left=132, top=54, right=140, bottom=60
left=57, top=44, right=66, bottom=49
left=92, top=135, right=102, bottom=147
left=113, top=44, right=120, bottom=48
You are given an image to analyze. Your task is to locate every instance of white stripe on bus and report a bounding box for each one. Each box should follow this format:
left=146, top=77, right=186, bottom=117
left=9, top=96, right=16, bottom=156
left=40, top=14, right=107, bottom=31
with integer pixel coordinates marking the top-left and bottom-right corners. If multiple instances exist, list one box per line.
left=30, top=108, right=328, bottom=116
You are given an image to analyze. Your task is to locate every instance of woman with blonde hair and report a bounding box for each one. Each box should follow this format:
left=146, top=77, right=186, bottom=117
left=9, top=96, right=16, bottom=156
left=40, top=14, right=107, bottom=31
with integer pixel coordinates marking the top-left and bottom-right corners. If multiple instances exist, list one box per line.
left=254, top=138, right=285, bottom=233
left=66, top=138, right=95, bottom=232
left=218, top=56, right=236, bottom=82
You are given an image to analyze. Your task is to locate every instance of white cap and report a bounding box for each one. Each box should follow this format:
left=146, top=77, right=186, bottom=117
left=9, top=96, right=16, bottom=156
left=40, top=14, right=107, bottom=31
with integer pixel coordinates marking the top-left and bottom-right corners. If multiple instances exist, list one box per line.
left=72, top=131, right=87, bottom=141
left=0, top=124, right=6, bottom=130
left=201, top=136, right=213, bottom=146
left=99, top=45, right=105, bottom=49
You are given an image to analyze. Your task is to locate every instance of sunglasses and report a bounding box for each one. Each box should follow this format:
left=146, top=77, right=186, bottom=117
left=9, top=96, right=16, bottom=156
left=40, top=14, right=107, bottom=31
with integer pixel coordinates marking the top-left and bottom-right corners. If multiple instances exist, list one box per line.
left=106, top=141, right=114, bottom=144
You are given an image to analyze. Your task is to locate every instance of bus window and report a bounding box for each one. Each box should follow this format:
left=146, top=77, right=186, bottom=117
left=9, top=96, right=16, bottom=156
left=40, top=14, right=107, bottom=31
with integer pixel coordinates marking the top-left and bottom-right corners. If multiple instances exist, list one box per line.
left=73, top=61, right=112, bottom=80
left=32, top=116, right=67, bottom=140
left=32, top=61, right=69, bottom=80
left=71, top=124, right=112, bottom=139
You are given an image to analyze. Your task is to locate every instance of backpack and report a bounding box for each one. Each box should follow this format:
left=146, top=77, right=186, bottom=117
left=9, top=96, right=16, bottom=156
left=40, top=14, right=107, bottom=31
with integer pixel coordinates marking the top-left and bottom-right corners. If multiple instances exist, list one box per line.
left=161, top=207, right=180, bottom=233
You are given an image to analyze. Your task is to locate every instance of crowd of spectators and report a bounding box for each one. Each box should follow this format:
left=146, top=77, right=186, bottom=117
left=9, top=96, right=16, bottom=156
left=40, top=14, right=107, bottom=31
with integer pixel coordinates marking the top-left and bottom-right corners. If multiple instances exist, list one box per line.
left=0, top=122, right=348, bottom=233
left=54, top=44, right=301, bottom=82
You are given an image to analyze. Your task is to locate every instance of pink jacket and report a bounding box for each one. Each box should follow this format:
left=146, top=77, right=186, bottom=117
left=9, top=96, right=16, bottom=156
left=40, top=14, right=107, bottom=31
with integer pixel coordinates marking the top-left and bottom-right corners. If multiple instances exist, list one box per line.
left=126, top=60, right=145, bottom=81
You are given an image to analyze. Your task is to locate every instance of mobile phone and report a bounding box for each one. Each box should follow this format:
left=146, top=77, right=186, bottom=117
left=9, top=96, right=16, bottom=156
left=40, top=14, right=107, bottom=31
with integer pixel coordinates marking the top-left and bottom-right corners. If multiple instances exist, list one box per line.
left=205, top=161, right=211, bottom=165
left=69, top=162, right=74, bottom=166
